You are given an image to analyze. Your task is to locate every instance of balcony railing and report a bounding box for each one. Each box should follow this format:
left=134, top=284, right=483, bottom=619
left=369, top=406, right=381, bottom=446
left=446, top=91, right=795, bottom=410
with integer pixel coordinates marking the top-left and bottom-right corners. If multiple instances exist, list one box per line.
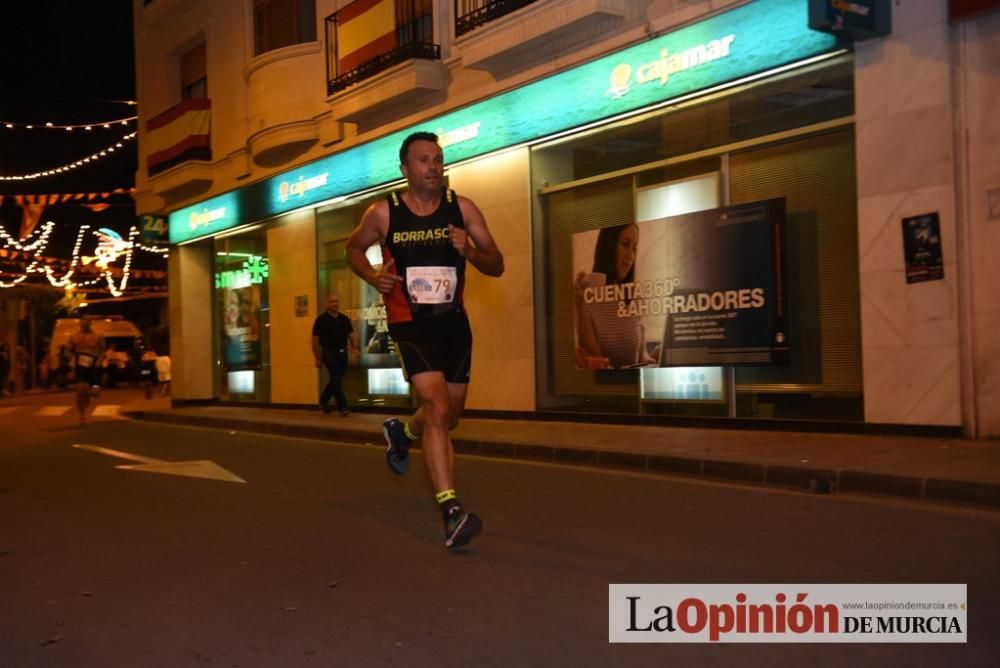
left=455, top=0, right=538, bottom=37
left=325, top=0, right=440, bottom=95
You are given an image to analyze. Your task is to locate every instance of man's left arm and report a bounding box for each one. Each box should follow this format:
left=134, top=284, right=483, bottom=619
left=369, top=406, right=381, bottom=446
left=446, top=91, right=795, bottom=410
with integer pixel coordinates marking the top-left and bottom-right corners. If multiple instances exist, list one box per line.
left=451, top=197, right=504, bottom=277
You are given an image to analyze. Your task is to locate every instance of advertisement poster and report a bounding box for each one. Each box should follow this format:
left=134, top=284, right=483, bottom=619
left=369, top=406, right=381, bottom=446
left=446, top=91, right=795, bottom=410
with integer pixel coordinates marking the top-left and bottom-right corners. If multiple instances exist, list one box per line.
left=901, top=212, right=944, bottom=284
left=572, top=198, right=788, bottom=369
left=342, top=280, right=399, bottom=369
left=221, top=284, right=262, bottom=371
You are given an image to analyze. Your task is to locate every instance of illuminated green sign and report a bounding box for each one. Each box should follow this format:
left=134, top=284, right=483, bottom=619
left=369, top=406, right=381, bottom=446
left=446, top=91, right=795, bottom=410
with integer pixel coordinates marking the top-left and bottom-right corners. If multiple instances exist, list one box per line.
left=214, top=255, right=269, bottom=288
left=170, top=0, right=840, bottom=244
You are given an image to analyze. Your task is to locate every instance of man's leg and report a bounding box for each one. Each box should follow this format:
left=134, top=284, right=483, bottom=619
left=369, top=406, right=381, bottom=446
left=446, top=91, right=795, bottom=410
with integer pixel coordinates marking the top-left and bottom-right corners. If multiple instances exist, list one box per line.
left=397, top=380, right=466, bottom=456
left=408, top=372, right=480, bottom=548
left=76, top=383, right=89, bottom=422
left=331, top=352, right=349, bottom=415
left=408, top=372, right=453, bottom=492
left=319, top=355, right=337, bottom=412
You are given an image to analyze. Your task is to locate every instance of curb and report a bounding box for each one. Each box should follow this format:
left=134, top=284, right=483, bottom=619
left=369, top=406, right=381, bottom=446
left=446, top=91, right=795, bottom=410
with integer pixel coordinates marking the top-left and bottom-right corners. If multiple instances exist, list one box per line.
left=126, top=410, right=1000, bottom=512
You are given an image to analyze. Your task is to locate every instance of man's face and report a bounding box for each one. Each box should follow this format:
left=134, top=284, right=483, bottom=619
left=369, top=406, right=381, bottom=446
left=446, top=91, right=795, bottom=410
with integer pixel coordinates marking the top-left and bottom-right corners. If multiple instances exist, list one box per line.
left=401, top=140, right=444, bottom=192
left=327, top=294, right=340, bottom=313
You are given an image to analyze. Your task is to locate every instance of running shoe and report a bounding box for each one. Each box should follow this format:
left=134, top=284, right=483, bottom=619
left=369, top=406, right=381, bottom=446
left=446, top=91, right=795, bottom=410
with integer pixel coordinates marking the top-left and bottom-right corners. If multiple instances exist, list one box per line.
left=382, top=417, right=411, bottom=474
left=444, top=510, right=482, bottom=549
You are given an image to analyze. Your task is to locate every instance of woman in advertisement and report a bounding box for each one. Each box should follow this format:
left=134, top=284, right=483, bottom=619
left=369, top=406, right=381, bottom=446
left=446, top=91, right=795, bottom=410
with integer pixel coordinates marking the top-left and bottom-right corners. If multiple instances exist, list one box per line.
left=574, top=222, right=658, bottom=369
left=221, top=286, right=261, bottom=371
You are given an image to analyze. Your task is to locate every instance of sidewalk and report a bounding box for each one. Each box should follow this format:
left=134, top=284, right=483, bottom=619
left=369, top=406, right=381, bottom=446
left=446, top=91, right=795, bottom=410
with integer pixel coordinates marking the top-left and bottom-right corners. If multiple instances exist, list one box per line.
left=122, top=400, right=1000, bottom=511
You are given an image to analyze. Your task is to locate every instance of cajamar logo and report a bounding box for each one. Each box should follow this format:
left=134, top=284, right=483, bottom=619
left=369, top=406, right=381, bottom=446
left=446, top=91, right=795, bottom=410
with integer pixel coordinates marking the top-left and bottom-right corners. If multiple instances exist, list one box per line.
left=607, top=34, right=735, bottom=99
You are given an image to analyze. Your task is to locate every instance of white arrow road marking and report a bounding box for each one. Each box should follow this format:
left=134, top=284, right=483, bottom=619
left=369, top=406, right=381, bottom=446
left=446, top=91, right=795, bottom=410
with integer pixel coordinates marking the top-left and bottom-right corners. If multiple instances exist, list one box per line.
left=90, top=405, right=122, bottom=418
left=72, top=444, right=246, bottom=483
left=36, top=406, right=72, bottom=416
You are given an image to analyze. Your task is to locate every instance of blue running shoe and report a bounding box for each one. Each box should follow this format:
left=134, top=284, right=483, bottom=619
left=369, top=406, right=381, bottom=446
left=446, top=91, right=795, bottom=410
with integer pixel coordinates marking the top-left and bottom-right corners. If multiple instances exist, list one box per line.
left=444, top=509, right=482, bottom=549
left=383, top=417, right=411, bottom=474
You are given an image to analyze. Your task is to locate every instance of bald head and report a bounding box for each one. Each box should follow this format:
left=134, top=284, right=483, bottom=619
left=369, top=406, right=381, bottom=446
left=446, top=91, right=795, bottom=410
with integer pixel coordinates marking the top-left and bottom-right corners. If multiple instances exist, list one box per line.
left=326, top=293, right=341, bottom=315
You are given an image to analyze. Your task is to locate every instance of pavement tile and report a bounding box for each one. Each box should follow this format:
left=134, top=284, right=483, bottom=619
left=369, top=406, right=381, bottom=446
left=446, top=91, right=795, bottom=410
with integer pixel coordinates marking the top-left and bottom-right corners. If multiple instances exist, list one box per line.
left=596, top=450, right=646, bottom=472
left=838, top=471, right=924, bottom=499
left=554, top=447, right=600, bottom=467
left=702, top=459, right=766, bottom=484
left=764, top=465, right=837, bottom=493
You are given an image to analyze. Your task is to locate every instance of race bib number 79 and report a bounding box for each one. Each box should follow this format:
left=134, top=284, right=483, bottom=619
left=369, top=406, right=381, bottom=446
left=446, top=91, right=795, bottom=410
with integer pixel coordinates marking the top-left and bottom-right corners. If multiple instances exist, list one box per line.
left=406, top=266, right=457, bottom=304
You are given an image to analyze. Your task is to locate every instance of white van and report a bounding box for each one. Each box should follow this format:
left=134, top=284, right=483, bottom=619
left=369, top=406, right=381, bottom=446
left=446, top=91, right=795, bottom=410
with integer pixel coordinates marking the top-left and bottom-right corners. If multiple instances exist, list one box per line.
left=49, top=317, right=143, bottom=372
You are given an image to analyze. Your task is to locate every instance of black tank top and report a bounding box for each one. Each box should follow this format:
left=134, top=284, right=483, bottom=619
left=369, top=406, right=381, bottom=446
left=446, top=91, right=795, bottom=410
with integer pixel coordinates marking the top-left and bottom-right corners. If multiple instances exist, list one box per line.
left=381, top=189, right=466, bottom=324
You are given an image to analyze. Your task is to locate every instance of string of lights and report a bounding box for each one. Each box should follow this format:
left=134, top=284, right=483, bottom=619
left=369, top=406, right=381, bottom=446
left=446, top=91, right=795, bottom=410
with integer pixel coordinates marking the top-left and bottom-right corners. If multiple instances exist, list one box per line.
left=2, top=116, right=136, bottom=131
left=0, top=131, right=137, bottom=181
left=0, top=219, right=53, bottom=252
left=0, top=220, right=168, bottom=293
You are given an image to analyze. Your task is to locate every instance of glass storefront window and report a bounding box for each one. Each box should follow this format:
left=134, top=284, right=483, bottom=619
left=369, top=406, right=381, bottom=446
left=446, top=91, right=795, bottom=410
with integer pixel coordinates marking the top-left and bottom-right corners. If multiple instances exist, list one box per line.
left=316, top=190, right=414, bottom=409
left=215, top=228, right=270, bottom=401
left=532, top=57, right=862, bottom=422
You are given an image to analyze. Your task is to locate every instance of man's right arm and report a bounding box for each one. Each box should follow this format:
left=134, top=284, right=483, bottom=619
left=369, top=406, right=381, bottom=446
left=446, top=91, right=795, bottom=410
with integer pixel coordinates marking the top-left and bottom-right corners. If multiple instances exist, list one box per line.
left=311, top=334, right=322, bottom=368
left=346, top=201, right=402, bottom=294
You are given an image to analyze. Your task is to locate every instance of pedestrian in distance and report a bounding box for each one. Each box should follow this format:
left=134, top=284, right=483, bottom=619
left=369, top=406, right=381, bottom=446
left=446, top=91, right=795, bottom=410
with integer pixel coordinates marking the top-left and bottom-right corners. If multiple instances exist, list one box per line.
left=69, top=319, right=104, bottom=424
left=140, top=347, right=158, bottom=399
left=0, top=342, right=10, bottom=396
left=311, top=292, right=358, bottom=416
left=57, top=344, right=72, bottom=389
left=155, top=354, right=172, bottom=397
left=346, top=131, right=505, bottom=549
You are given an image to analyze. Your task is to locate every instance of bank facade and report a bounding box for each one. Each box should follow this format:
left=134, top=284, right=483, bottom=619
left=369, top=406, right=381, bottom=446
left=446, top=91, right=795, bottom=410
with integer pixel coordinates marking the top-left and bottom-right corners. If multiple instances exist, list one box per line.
left=133, top=0, right=1000, bottom=436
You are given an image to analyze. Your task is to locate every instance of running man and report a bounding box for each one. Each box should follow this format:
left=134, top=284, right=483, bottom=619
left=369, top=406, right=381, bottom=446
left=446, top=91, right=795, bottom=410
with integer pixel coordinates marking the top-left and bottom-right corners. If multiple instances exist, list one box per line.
left=69, top=319, right=105, bottom=424
left=346, top=131, right=504, bottom=549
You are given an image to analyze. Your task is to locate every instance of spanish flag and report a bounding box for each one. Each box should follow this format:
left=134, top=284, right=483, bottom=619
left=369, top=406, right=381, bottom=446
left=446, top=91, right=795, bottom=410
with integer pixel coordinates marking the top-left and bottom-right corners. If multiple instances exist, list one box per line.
left=337, top=0, right=396, bottom=74
left=146, top=98, right=212, bottom=176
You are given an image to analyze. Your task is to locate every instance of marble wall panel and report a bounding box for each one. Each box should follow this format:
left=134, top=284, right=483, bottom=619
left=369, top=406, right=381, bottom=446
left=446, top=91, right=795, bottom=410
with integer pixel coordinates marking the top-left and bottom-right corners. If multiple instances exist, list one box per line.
left=855, top=104, right=953, bottom=199
left=267, top=212, right=319, bottom=404
left=857, top=186, right=956, bottom=273
left=448, top=148, right=536, bottom=411
left=465, top=358, right=536, bottom=413
left=860, top=269, right=959, bottom=348
left=973, top=311, right=1000, bottom=435
left=855, top=4, right=961, bottom=426
left=168, top=245, right=215, bottom=399
left=862, top=344, right=961, bottom=426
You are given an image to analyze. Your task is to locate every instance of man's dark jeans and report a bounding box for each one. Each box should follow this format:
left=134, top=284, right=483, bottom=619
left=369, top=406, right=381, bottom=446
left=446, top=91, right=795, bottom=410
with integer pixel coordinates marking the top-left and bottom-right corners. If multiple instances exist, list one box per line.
left=319, top=348, right=348, bottom=412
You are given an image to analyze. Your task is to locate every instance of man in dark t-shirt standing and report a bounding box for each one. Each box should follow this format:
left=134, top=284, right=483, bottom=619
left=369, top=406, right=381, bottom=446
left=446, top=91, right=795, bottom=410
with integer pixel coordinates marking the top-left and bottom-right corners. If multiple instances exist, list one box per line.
left=311, top=293, right=358, bottom=416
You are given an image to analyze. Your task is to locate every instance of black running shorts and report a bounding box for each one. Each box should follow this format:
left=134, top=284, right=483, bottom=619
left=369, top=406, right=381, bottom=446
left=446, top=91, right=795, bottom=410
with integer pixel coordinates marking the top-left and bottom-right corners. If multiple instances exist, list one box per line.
left=75, top=353, right=100, bottom=386
left=388, top=310, right=472, bottom=384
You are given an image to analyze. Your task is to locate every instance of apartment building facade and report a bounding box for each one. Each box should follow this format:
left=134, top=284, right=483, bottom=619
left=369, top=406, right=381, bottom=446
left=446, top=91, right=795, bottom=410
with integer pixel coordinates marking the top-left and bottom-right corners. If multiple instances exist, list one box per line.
left=133, top=0, right=1000, bottom=436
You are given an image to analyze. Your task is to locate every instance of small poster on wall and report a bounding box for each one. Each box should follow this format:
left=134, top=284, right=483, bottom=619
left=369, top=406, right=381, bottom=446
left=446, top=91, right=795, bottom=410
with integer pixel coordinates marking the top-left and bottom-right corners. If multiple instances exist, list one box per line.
left=902, top=212, right=944, bottom=284
left=294, top=295, right=308, bottom=317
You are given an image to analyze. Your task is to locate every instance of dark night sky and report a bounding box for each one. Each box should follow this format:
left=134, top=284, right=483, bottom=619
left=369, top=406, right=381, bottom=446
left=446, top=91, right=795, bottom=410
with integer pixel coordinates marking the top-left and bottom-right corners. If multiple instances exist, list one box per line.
left=0, top=1, right=167, bottom=285
left=0, top=1, right=137, bottom=195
